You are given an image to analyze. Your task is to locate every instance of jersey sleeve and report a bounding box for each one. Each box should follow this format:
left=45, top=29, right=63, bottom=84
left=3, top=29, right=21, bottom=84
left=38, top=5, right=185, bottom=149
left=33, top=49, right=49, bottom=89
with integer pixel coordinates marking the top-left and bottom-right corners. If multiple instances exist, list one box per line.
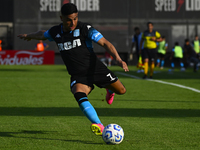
left=88, top=27, right=103, bottom=43
left=44, top=30, right=54, bottom=41
left=155, top=31, right=161, bottom=39
left=80, top=23, right=103, bottom=43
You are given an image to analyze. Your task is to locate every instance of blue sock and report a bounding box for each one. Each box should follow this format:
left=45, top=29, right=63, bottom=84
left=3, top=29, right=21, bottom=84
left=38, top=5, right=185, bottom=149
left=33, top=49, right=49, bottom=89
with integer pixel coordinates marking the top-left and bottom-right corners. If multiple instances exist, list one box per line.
left=80, top=101, right=101, bottom=124
left=171, top=62, right=175, bottom=68
left=108, top=89, right=114, bottom=94
left=161, top=60, right=164, bottom=67
left=180, top=62, right=184, bottom=67
left=74, top=92, right=102, bottom=124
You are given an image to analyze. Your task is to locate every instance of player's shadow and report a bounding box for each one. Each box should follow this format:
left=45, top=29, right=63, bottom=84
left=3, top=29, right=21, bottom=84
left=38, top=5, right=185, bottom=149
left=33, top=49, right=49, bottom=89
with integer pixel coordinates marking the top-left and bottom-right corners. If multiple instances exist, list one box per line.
left=0, top=130, right=103, bottom=145
left=0, top=107, right=199, bottom=118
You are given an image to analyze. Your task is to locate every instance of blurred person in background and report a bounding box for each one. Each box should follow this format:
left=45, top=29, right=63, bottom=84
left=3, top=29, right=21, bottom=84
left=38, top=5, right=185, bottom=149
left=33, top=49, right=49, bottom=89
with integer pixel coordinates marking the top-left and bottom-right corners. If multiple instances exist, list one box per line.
left=130, top=27, right=144, bottom=73
left=169, top=42, right=185, bottom=71
left=192, top=35, right=200, bottom=70
left=139, top=22, right=162, bottom=79
left=184, top=39, right=199, bottom=72
left=101, top=51, right=113, bottom=67
left=156, top=36, right=168, bottom=69
left=35, top=40, right=49, bottom=51
left=193, top=35, right=200, bottom=59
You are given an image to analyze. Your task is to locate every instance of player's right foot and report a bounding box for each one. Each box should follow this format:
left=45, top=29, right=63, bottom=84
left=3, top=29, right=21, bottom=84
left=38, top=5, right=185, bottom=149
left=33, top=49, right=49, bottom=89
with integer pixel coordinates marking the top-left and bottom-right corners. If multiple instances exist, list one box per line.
left=91, top=123, right=104, bottom=136
left=106, top=89, right=115, bottom=105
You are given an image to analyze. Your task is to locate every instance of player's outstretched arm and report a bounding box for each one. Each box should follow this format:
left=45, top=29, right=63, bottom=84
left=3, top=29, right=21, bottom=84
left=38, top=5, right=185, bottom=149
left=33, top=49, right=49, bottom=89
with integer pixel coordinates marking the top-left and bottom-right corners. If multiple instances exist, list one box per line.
left=97, top=37, right=129, bottom=72
left=17, top=30, right=47, bottom=41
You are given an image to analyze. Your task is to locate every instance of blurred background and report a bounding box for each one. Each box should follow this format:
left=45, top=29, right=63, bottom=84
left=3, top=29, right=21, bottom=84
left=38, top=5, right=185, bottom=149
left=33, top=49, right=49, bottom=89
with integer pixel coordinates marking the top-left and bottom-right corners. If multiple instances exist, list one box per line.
left=1, top=0, right=200, bottom=64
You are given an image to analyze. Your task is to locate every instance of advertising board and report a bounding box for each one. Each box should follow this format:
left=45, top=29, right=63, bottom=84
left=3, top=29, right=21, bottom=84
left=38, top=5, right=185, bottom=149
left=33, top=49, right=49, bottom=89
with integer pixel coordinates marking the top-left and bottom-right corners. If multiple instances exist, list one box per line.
left=0, top=50, right=55, bottom=65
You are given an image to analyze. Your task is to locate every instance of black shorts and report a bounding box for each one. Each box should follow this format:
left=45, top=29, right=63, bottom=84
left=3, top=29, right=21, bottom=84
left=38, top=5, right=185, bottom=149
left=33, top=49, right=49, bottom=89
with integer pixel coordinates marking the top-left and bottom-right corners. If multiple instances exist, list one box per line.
left=197, top=53, right=200, bottom=59
left=157, top=53, right=165, bottom=59
left=135, top=51, right=140, bottom=60
left=142, top=48, right=157, bottom=62
left=70, top=67, right=118, bottom=90
left=172, top=57, right=183, bottom=63
left=189, top=57, right=199, bottom=64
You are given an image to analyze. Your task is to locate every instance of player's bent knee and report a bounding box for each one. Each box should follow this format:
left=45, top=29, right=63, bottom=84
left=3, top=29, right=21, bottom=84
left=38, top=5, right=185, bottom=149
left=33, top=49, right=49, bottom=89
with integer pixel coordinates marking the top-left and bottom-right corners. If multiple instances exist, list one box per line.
left=117, top=87, right=126, bottom=95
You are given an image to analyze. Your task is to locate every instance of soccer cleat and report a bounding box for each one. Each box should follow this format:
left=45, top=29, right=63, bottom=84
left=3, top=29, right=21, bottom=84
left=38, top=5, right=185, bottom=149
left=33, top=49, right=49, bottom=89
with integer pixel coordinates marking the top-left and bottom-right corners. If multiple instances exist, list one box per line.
left=91, top=123, right=104, bottom=136
left=143, top=75, right=147, bottom=79
left=106, top=89, right=115, bottom=105
left=149, top=76, right=153, bottom=79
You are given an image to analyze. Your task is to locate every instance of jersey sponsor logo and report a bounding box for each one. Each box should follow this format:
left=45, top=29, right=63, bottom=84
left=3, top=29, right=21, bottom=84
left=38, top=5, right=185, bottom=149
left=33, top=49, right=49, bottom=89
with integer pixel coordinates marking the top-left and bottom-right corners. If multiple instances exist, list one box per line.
left=95, top=32, right=101, bottom=38
left=87, top=25, right=91, bottom=30
left=73, top=29, right=80, bottom=37
left=57, top=39, right=82, bottom=51
left=55, top=34, right=61, bottom=38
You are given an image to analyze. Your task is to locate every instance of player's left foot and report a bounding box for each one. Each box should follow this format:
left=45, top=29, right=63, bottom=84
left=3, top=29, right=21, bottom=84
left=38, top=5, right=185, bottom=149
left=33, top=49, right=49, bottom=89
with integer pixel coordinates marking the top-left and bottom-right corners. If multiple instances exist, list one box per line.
left=143, top=75, right=147, bottom=79
left=106, top=89, right=115, bottom=105
left=91, top=123, right=104, bottom=136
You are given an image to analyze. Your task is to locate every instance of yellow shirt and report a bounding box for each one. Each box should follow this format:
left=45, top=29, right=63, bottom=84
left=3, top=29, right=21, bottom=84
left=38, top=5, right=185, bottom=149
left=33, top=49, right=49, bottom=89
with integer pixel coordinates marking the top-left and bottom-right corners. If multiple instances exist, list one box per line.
left=142, top=30, right=161, bottom=49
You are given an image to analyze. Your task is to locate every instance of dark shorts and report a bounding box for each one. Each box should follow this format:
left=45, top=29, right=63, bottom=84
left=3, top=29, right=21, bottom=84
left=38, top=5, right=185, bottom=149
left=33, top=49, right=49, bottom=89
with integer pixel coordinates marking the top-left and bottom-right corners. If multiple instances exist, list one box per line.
left=142, top=48, right=157, bottom=62
left=197, top=53, right=200, bottom=59
left=172, top=57, right=183, bottom=62
left=157, top=53, right=165, bottom=59
left=135, top=51, right=140, bottom=60
left=189, top=57, right=199, bottom=64
left=70, top=67, right=118, bottom=90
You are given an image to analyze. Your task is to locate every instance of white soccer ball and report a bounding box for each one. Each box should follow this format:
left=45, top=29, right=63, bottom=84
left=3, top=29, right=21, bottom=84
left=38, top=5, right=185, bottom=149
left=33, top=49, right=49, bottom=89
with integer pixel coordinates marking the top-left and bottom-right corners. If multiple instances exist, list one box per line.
left=102, top=124, right=124, bottom=144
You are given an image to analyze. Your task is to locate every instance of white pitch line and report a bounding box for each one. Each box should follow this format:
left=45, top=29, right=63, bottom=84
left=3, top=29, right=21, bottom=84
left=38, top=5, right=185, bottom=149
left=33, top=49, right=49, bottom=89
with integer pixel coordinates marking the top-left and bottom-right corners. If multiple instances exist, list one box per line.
left=116, top=72, right=200, bottom=93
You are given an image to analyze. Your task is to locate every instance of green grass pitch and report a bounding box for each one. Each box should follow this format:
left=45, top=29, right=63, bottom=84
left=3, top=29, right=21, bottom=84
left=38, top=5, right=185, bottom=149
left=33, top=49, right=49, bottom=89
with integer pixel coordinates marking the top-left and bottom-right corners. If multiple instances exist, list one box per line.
left=0, top=65, right=200, bottom=150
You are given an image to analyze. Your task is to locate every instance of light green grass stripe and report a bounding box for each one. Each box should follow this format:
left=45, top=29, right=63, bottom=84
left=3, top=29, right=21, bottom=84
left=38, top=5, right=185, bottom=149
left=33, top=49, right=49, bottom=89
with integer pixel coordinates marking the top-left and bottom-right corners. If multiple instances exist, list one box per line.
left=116, top=72, right=200, bottom=93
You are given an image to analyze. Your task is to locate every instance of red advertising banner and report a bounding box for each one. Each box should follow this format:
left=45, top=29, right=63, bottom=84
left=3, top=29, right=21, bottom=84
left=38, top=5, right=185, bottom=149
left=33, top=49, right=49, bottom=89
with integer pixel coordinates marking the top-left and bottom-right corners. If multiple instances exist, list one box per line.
left=0, top=50, right=55, bottom=65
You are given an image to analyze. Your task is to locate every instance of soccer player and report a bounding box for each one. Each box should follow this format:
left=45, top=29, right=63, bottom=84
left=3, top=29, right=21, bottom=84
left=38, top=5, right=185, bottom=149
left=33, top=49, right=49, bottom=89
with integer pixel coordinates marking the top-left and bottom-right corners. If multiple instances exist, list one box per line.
left=193, top=36, right=200, bottom=71
left=18, top=3, right=129, bottom=136
left=130, top=27, right=144, bottom=73
left=156, top=36, right=168, bottom=69
left=193, top=35, right=200, bottom=59
left=139, top=22, right=162, bottom=79
left=184, top=39, right=199, bottom=72
left=169, top=42, right=185, bottom=71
